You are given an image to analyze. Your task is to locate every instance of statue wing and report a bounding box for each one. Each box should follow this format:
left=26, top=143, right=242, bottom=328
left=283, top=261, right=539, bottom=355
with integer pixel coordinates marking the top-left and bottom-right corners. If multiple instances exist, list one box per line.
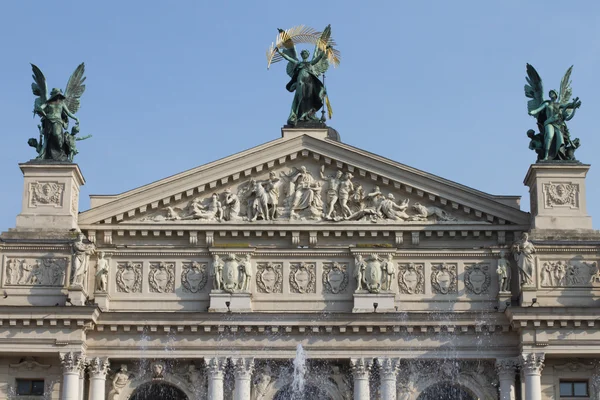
left=64, top=63, right=86, bottom=114
left=559, top=65, right=573, bottom=105
left=525, top=63, right=544, bottom=113
left=31, top=64, right=47, bottom=111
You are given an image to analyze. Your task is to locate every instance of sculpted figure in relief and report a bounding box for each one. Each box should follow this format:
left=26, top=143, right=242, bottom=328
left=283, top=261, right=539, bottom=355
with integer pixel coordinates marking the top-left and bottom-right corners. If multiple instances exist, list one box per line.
left=222, top=188, right=241, bottom=221
left=511, top=233, right=535, bottom=286
left=95, top=252, right=109, bottom=293
left=320, top=166, right=343, bottom=220
left=411, top=203, right=457, bottom=222
left=338, top=172, right=354, bottom=218
left=382, top=254, right=396, bottom=291
left=283, top=166, right=323, bottom=219
left=211, top=255, right=223, bottom=291
left=354, top=255, right=365, bottom=292
left=261, top=171, right=282, bottom=219
left=239, top=254, right=252, bottom=292
left=377, top=193, right=410, bottom=221
left=496, top=250, right=512, bottom=293
left=72, top=232, right=95, bottom=287
left=184, top=194, right=222, bottom=221
left=253, top=365, right=272, bottom=400
left=111, top=365, right=130, bottom=399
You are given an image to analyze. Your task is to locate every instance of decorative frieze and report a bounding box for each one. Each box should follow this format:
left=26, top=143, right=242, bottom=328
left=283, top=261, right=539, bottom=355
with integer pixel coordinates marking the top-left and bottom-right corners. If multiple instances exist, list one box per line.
left=4, top=257, right=67, bottom=286
left=29, top=181, right=64, bottom=207
left=323, top=262, right=349, bottom=294
left=181, top=261, right=208, bottom=293
left=464, top=263, right=491, bottom=294
left=256, top=262, right=283, bottom=293
left=540, top=260, right=598, bottom=287
left=543, top=182, right=579, bottom=209
left=289, top=262, right=316, bottom=293
left=398, top=263, right=425, bottom=294
left=148, top=262, right=175, bottom=293
left=431, top=263, right=457, bottom=294
left=116, top=262, right=143, bottom=293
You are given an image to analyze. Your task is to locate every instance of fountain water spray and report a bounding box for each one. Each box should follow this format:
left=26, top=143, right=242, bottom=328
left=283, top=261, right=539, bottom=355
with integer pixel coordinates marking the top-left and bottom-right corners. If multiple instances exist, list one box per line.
left=291, top=343, right=307, bottom=399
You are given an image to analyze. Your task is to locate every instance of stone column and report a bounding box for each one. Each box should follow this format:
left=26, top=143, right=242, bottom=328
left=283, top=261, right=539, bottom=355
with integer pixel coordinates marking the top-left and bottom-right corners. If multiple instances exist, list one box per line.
left=351, top=358, right=371, bottom=400
left=78, top=368, right=85, bottom=400
left=232, top=358, right=254, bottom=400
left=379, top=358, right=399, bottom=400
left=88, top=357, right=109, bottom=400
left=496, top=358, right=518, bottom=400
left=60, top=352, right=85, bottom=400
left=206, top=357, right=227, bottom=400
left=521, top=353, right=545, bottom=400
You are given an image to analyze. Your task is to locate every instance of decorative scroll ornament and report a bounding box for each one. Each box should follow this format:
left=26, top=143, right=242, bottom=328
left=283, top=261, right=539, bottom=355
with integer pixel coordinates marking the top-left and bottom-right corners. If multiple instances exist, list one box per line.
left=9, top=357, right=51, bottom=371
left=323, top=262, right=348, bottom=294
left=256, top=262, right=283, bottom=293
left=464, top=264, right=491, bottom=294
left=544, top=183, right=578, bottom=208
left=431, top=263, right=457, bottom=294
left=398, top=263, right=425, bottom=294
left=181, top=262, right=207, bottom=293
left=148, top=262, right=175, bottom=293
left=30, top=182, right=64, bottom=207
left=290, top=262, right=316, bottom=293
left=116, top=262, right=142, bottom=293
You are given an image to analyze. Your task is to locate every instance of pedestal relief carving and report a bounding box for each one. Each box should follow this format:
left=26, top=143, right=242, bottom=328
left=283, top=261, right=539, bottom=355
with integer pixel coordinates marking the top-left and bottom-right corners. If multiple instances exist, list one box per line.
left=290, top=262, right=316, bottom=293
left=256, top=262, right=283, bottom=293
left=398, top=263, right=425, bottom=294
left=431, top=263, right=457, bottom=294
left=116, top=262, right=142, bottom=293
left=148, top=262, right=175, bottom=293
left=464, top=264, right=491, bottom=294
left=540, top=260, right=597, bottom=287
left=543, top=182, right=579, bottom=208
left=323, top=262, right=348, bottom=294
left=212, top=254, right=251, bottom=293
left=4, top=257, right=67, bottom=286
left=29, top=181, right=64, bottom=207
left=181, top=261, right=208, bottom=293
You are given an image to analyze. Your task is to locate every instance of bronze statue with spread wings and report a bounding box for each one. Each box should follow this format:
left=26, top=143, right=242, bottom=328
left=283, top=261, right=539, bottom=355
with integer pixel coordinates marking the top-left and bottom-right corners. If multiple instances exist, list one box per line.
left=525, top=64, right=582, bottom=161
left=29, top=63, right=90, bottom=162
left=267, top=25, right=340, bottom=126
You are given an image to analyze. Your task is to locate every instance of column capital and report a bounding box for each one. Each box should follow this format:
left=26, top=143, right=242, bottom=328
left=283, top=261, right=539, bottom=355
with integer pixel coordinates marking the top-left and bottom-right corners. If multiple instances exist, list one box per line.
left=496, top=357, right=519, bottom=376
left=232, top=357, right=254, bottom=379
left=88, top=357, right=110, bottom=378
left=521, top=353, right=545, bottom=375
left=60, top=352, right=86, bottom=374
left=378, top=358, right=400, bottom=379
left=350, top=358, right=372, bottom=379
left=205, top=357, right=227, bottom=379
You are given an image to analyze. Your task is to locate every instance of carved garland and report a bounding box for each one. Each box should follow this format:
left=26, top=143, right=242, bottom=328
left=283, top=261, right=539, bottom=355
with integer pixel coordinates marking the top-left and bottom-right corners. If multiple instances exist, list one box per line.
left=148, top=262, right=175, bottom=293
left=464, top=264, right=491, bottom=295
left=29, top=181, right=64, bottom=207
left=431, top=263, right=457, bottom=294
left=181, top=262, right=208, bottom=293
left=543, top=183, right=578, bottom=208
left=256, top=262, right=283, bottom=293
left=116, top=262, right=143, bottom=293
left=289, top=262, right=316, bottom=294
left=397, top=263, right=425, bottom=294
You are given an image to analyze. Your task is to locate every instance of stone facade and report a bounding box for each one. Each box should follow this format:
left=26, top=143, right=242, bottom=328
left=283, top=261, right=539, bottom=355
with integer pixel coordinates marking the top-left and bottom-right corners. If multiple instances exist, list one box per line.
left=1, top=127, right=599, bottom=399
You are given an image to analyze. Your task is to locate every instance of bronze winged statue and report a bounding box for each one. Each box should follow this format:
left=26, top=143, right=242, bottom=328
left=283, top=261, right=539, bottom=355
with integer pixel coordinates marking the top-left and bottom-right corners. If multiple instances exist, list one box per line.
left=29, top=63, right=90, bottom=162
left=525, top=64, right=582, bottom=162
left=267, top=25, right=340, bottom=127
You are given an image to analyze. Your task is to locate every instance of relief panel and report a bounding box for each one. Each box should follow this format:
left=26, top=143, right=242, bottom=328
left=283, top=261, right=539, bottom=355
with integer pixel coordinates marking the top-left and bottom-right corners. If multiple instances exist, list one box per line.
left=29, top=181, right=64, bottom=208
left=148, top=262, right=175, bottom=293
left=543, top=182, right=579, bottom=209
left=4, top=257, right=67, bottom=286
left=322, top=262, right=349, bottom=294
left=431, top=263, right=458, bottom=294
left=181, top=261, right=208, bottom=293
left=256, top=262, right=283, bottom=293
left=289, top=262, right=316, bottom=294
left=397, top=263, right=425, bottom=294
left=116, top=262, right=143, bottom=293
left=464, top=263, right=491, bottom=295
left=540, top=260, right=598, bottom=287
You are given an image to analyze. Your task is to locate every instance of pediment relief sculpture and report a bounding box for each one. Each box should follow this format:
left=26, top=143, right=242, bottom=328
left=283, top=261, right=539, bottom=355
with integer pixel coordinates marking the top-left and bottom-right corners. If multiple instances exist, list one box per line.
left=130, top=162, right=484, bottom=226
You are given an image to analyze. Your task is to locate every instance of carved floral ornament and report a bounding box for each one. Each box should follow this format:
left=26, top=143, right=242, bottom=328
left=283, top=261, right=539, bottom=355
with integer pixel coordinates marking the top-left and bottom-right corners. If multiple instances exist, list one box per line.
left=543, top=182, right=579, bottom=209
left=148, top=262, right=175, bottom=293
left=289, top=262, right=316, bottom=293
left=323, top=262, right=348, bottom=294
left=29, top=181, right=64, bottom=207
left=464, top=263, right=491, bottom=295
left=116, top=261, right=142, bottom=293
left=128, top=163, right=491, bottom=226
left=398, top=263, right=425, bottom=294
left=431, top=263, right=457, bottom=294
left=256, top=262, right=283, bottom=293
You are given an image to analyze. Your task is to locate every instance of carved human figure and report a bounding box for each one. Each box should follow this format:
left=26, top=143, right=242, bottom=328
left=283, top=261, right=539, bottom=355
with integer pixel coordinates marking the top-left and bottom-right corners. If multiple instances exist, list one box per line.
left=287, top=166, right=321, bottom=218
left=239, top=254, right=252, bottom=292
left=366, top=186, right=383, bottom=209
left=5, top=259, right=15, bottom=284
left=211, top=255, right=223, bottom=290
left=223, top=188, right=241, bottom=221
left=554, top=261, right=567, bottom=286
left=354, top=255, right=366, bottom=292
left=186, top=364, right=203, bottom=387
left=350, top=183, right=365, bottom=211
left=511, top=233, right=535, bottom=286
left=112, top=365, right=130, bottom=396
left=330, top=365, right=351, bottom=399
left=261, top=171, right=281, bottom=219
left=186, top=194, right=222, bottom=221
left=377, top=193, right=410, bottom=221
left=95, top=252, right=109, bottom=293
left=382, top=254, right=396, bottom=291
left=19, top=260, right=33, bottom=284
left=541, top=262, right=553, bottom=287
left=496, top=250, right=512, bottom=293
left=72, top=232, right=95, bottom=287
left=248, top=179, right=270, bottom=221
left=338, top=173, right=354, bottom=218
left=320, top=166, right=343, bottom=219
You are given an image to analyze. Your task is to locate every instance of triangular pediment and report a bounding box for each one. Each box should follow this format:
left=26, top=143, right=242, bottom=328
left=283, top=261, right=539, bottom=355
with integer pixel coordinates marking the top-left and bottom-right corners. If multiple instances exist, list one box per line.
left=78, top=131, right=530, bottom=229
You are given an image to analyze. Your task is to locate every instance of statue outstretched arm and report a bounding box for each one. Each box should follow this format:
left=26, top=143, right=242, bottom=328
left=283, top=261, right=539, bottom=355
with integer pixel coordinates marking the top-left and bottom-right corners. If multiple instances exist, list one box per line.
left=62, top=104, right=79, bottom=123
left=310, top=47, right=329, bottom=65
left=276, top=48, right=297, bottom=64
left=528, top=102, right=546, bottom=116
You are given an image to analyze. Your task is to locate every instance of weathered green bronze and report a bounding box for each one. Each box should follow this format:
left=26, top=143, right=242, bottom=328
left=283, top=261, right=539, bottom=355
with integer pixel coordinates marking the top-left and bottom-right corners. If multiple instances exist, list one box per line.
left=29, top=63, right=89, bottom=162
left=525, top=64, right=582, bottom=162
left=267, top=25, right=340, bottom=127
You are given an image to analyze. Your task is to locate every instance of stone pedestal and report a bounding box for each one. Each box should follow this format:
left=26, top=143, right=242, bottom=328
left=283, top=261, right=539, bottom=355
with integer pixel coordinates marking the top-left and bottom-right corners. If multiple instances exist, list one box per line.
left=16, top=162, right=85, bottom=231
left=352, top=292, right=395, bottom=313
left=94, top=292, right=111, bottom=311
left=497, top=292, right=512, bottom=312
left=209, top=292, right=252, bottom=313
left=519, top=286, right=537, bottom=307
left=524, top=163, right=592, bottom=230
left=67, top=286, right=88, bottom=306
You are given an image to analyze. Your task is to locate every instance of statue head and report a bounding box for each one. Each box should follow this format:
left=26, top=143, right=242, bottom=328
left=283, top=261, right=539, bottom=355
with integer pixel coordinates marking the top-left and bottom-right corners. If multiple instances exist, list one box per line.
left=336, top=171, right=343, bottom=178
left=521, top=232, right=529, bottom=241
left=300, top=49, right=310, bottom=60
left=300, top=166, right=307, bottom=173
left=99, top=251, right=105, bottom=259
left=499, top=250, right=506, bottom=259
left=48, top=88, right=66, bottom=101
left=387, top=193, right=395, bottom=200
left=549, top=90, right=558, bottom=101
left=345, top=172, right=353, bottom=180
left=269, top=171, right=276, bottom=179
left=526, top=129, right=536, bottom=139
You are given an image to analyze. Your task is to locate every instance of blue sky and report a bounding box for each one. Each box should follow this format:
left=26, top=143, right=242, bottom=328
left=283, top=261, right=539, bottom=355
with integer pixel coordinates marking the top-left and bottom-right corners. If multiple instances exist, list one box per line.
left=1, top=1, right=599, bottom=230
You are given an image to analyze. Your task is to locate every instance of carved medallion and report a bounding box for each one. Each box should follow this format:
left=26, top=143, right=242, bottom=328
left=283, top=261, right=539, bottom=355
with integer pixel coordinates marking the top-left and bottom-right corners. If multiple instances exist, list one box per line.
left=182, top=262, right=207, bottom=293
left=256, top=262, right=283, bottom=293
left=148, top=262, right=175, bottom=293
left=116, top=262, right=142, bottom=293
left=398, top=263, right=425, bottom=294
left=29, top=181, right=64, bottom=207
left=4, top=257, right=67, bottom=287
left=543, top=182, right=579, bottom=209
left=431, top=263, right=457, bottom=294
left=323, top=262, right=348, bottom=294
left=222, top=256, right=241, bottom=293
left=464, top=264, right=491, bottom=294
left=289, top=262, right=316, bottom=293
left=363, top=254, right=384, bottom=293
